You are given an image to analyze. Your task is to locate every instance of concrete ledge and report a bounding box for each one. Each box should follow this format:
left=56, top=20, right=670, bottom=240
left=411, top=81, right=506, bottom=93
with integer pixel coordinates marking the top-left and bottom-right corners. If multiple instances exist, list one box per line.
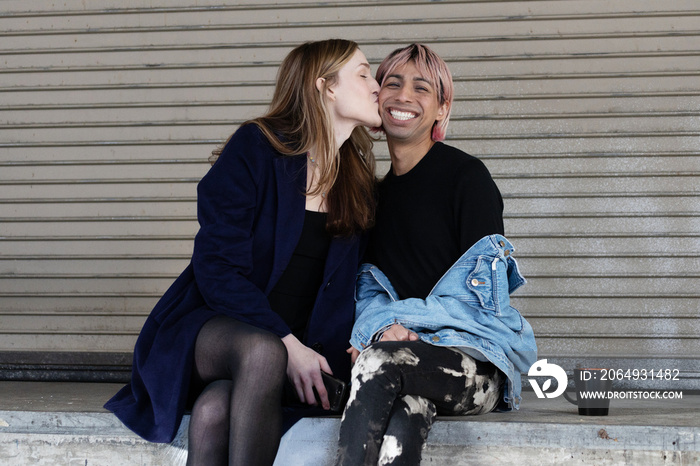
left=276, top=418, right=700, bottom=465
left=0, top=382, right=698, bottom=465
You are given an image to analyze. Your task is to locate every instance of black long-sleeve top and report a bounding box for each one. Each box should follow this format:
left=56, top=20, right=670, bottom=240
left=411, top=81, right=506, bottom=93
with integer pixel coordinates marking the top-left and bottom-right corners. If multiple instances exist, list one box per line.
left=367, top=142, right=505, bottom=300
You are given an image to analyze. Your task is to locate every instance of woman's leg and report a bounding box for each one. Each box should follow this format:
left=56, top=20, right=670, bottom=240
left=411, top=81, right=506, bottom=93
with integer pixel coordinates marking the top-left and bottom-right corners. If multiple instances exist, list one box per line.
left=187, top=315, right=288, bottom=466
left=186, top=380, right=232, bottom=465
left=336, top=341, right=503, bottom=466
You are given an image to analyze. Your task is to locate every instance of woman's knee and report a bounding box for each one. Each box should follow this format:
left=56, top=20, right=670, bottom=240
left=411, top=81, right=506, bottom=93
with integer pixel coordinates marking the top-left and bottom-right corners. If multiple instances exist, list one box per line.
left=236, top=329, right=287, bottom=375
left=190, top=380, right=232, bottom=430
left=195, top=316, right=287, bottom=380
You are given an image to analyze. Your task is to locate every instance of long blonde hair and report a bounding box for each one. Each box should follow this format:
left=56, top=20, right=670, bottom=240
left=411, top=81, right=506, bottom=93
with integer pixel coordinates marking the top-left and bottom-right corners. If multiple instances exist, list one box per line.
left=212, top=39, right=376, bottom=236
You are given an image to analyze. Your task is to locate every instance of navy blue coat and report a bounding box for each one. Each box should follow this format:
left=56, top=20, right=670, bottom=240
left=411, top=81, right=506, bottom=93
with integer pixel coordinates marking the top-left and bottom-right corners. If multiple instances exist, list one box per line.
left=104, top=124, right=362, bottom=443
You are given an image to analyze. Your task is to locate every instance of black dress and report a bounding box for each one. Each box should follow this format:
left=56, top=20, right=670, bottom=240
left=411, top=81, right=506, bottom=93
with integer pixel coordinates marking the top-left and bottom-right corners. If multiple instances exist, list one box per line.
left=268, top=210, right=331, bottom=341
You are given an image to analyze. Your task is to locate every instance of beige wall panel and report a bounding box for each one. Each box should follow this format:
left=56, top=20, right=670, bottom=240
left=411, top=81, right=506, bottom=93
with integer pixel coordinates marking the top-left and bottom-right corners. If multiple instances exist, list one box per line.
left=451, top=116, right=699, bottom=136
left=506, top=196, right=699, bottom=215
left=9, top=98, right=698, bottom=128
left=0, top=86, right=273, bottom=106
left=450, top=55, right=700, bottom=77
left=1, top=315, right=153, bottom=333
left=0, top=240, right=194, bottom=257
left=3, top=0, right=699, bottom=14
left=3, top=2, right=698, bottom=35
left=495, top=176, right=700, bottom=196
left=455, top=75, right=700, bottom=97
left=521, top=256, right=700, bottom=276
left=0, top=183, right=199, bottom=200
left=1, top=278, right=176, bottom=295
left=0, top=258, right=189, bottom=275
left=0, top=296, right=159, bottom=314
left=532, top=317, right=700, bottom=338
left=509, top=235, right=700, bottom=254
left=0, top=163, right=208, bottom=181
left=0, top=144, right=212, bottom=162
left=4, top=35, right=696, bottom=69
left=463, top=136, right=700, bottom=157
left=5, top=18, right=700, bottom=52
left=0, top=334, right=140, bottom=352
left=1, top=125, right=242, bottom=144
left=534, top=337, right=698, bottom=359
left=523, top=276, right=698, bottom=297
left=505, top=216, right=699, bottom=235
left=1, top=0, right=350, bottom=10
left=3, top=105, right=270, bottom=125
left=0, top=220, right=199, bottom=237
left=485, top=155, right=700, bottom=176
left=0, top=201, right=196, bottom=218
left=0, top=65, right=271, bottom=87
left=512, top=296, right=699, bottom=317
left=0, top=47, right=288, bottom=70
left=0, top=0, right=698, bottom=379
left=456, top=96, right=700, bottom=120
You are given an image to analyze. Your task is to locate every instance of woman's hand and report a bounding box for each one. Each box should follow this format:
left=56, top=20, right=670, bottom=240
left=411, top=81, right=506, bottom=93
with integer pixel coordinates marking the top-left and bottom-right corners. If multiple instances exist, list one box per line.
left=281, top=334, right=332, bottom=409
left=380, top=323, right=419, bottom=342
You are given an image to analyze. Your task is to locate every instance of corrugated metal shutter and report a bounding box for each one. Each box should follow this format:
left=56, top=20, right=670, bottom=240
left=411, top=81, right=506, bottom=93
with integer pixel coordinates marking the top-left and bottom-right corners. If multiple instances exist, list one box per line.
left=1, top=1, right=698, bottom=385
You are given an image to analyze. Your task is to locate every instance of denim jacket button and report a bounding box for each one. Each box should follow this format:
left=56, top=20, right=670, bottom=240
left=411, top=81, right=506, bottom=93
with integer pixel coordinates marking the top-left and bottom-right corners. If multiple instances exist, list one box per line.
left=499, top=240, right=505, bottom=247
left=431, top=335, right=440, bottom=342
left=471, top=278, right=479, bottom=286
left=505, top=249, right=511, bottom=256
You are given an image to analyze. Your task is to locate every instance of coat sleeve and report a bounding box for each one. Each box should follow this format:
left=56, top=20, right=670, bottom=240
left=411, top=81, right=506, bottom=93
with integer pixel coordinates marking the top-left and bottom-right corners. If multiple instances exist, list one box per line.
left=191, top=126, right=291, bottom=337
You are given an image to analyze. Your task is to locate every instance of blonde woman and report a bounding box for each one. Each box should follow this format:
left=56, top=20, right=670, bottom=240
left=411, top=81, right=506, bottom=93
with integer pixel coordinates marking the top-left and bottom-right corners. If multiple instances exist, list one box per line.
left=105, top=39, right=381, bottom=465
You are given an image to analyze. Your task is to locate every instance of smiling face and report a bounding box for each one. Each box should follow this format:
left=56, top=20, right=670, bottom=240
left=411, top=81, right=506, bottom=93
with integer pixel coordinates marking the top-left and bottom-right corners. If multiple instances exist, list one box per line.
left=378, top=60, right=448, bottom=151
left=326, top=49, right=382, bottom=131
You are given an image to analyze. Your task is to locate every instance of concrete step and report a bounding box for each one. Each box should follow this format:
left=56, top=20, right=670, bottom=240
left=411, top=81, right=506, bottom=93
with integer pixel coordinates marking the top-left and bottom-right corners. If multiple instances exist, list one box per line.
left=0, top=382, right=698, bottom=465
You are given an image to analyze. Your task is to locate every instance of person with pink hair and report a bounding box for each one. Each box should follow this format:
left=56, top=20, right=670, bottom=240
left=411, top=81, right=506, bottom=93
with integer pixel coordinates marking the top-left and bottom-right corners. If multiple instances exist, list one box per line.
left=335, top=44, right=536, bottom=465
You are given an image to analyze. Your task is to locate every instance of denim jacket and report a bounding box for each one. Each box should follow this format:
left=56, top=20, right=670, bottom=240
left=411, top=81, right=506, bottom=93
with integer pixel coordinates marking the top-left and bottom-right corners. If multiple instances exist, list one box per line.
left=351, top=235, right=537, bottom=409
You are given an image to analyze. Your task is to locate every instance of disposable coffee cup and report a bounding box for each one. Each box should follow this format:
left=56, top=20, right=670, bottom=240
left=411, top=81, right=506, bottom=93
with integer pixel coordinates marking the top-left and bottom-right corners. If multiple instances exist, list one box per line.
left=563, top=368, right=612, bottom=416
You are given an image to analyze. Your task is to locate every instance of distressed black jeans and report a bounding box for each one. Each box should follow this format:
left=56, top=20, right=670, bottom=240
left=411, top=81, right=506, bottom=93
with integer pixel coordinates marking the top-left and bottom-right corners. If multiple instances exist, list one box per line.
left=335, top=341, right=504, bottom=466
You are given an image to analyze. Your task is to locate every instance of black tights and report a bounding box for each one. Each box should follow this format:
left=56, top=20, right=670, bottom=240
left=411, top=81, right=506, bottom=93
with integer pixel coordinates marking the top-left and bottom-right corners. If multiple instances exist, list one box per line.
left=186, top=315, right=288, bottom=466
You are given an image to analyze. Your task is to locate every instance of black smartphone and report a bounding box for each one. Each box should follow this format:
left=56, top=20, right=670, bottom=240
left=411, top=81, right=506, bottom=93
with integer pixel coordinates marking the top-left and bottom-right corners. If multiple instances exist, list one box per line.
left=313, top=371, right=349, bottom=412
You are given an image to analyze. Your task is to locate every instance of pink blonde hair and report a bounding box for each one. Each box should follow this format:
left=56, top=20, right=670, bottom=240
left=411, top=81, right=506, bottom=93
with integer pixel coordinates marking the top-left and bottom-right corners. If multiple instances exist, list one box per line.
left=375, top=43, right=454, bottom=142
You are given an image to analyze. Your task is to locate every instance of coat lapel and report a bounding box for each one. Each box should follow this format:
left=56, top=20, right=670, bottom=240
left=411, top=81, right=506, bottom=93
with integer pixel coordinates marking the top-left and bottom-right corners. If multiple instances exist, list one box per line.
left=322, top=235, right=356, bottom=286
left=266, top=154, right=306, bottom=294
